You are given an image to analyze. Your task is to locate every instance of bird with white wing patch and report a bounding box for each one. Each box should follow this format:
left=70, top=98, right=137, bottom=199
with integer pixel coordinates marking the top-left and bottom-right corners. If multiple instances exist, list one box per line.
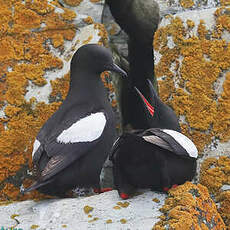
left=21, top=44, right=127, bottom=197
left=110, top=80, right=198, bottom=200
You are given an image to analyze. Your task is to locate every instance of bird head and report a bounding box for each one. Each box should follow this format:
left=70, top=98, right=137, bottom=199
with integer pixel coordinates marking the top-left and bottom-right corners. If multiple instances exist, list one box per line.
left=134, top=79, right=181, bottom=132
left=70, top=44, right=127, bottom=78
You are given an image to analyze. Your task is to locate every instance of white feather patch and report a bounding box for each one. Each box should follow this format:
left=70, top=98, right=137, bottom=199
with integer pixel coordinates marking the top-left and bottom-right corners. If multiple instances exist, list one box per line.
left=57, top=112, right=106, bottom=144
left=32, top=139, right=40, bottom=159
left=162, top=129, right=198, bottom=158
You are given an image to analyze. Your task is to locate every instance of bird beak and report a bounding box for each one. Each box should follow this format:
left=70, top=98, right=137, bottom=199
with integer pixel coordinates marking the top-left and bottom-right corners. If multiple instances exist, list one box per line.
left=134, top=87, right=155, bottom=117
left=106, top=63, right=127, bottom=78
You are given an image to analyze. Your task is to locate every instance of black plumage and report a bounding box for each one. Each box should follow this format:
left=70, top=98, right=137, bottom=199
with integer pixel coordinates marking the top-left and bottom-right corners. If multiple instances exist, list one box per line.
left=110, top=80, right=197, bottom=199
left=105, top=0, right=160, bottom=128
left=134, top=79, right=181, bottom=131
left=22, top=44, right=127, bottom=196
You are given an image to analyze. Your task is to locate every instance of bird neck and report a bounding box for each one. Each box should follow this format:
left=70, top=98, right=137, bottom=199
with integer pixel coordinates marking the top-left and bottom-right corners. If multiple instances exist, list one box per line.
left=128, top=38, right=154, bottom=92
left=67, top=71, right=108, bottom=105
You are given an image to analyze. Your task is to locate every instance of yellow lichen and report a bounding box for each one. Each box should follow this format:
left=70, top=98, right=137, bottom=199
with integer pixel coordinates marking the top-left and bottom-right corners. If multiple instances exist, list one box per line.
left=220, top=0, right=230, bottom=6
left=83, top=35, right=93, bottom=45
left=120, top=218, right=127, bottom=224
left=0, top=0, right=76, bottom=201
left=83, top=16, right=94, bottom=25
left=61, top=8, right=76, bottom=21
left=88, top=217, right=99, bottom=223
left=94, top=23, right=108, bottom=46
left=153, top=182, right=226, bottom=230
left=199, top=156, right=230, bottom=228
left=179, top=0, right=194, bottom=8
left=152, top=198, right=160, bottom=203
left=63, top=0, right=83, bottom=6
left=216, top=191, right=230, bottom=228
left=52, top=33, right=65, bottom=48
left=90, top=0, right=100, bottom=3
left=106, top=219, right=112, bottom=224
left=154, top=9, right=230, bottom=153
left=50, top=73, right=70, bottom=100
left=113, top=205, right=121, bottom=210
left=117, top=201, right=130, bottom=208
left=200, top=156, right=230, bottom=194
left=83, top=205, right=94, bottom=214
left=30, top=225, right=39, bottom=229
left=186, top=19, right=195, bottom=29
left=11, top=214, right=19, bottom=219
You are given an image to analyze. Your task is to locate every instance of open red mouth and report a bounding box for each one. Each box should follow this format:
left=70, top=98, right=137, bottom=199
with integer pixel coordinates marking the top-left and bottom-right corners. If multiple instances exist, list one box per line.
left=140, top=93, right=154, bottom=116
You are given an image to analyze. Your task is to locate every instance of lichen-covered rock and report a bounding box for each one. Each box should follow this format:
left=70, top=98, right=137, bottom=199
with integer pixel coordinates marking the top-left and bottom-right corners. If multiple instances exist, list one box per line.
left=0, top=191, right=167, bottom=229
left=154, top=7, right=230, bottom=154
left=0, top=0, right=108, bottom=201
left=154, top=7, right=230, bottom=228
left=200, top=156, right=230, bottom=229
left=155, top=0, right=230, bottom=15
left=153, top=182, right=226, bottom=230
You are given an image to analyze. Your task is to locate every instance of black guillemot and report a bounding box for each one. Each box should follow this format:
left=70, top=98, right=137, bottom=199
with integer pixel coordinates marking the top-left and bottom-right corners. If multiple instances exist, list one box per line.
left=110, top=80, right=197, bottom=199
left=22, top=44, right=127, bottom=197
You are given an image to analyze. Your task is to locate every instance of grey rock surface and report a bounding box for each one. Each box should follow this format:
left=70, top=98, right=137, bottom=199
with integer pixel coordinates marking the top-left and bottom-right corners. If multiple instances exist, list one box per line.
left=0, top=190, right=166, bottom=230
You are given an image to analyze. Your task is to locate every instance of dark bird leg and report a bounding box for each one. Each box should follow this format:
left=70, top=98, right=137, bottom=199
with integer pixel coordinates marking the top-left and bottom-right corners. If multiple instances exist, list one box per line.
left=113, top=159, right=136, bottom=199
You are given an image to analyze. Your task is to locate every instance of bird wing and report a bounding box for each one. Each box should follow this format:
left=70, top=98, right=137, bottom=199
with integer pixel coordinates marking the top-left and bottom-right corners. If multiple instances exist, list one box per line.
left=142, top=135, right=173, bottom=152
left=39, top=142, right=97, bottom=181
left=142, top=128, right=198, bottom=158
left=31, top=111, right=108, bottom=181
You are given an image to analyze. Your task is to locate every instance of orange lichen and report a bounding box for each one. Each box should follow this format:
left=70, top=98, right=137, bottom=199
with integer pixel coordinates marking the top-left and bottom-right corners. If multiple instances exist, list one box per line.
left=179, top=0, right=194, bottom=8
left=154, top=9, right=230, bottom=153
left=90, top=0, right=100, bottom=3
left=61, top=8, right=77, bottom=21
left=50, top=73, right=70, bottom=100
left=216, top=191, right=230, bottom=228
left=83, top=16, right=94, bottom=25
left=0, top=0, right=76, bottom=201
left=153, top=182, right=226, bottom=230
left=83, top=205, right=94, bottom=214
left=94, top=23, right=108, bottom=46
left=186, top=19, right=195, bottom=29
left=220, top=0, right=230, bottom=6
left=63, top=0, right=83, bottom=6
left=83, top=35, right=93, bottom=45
left=199, top=156, right=230, bottom=228
left=51, top=34, right=65, bottom=48
left=200, top=157, right=230, bottom=194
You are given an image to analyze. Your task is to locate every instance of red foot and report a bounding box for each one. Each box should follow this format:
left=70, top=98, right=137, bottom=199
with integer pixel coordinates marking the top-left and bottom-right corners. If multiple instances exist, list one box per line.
left=100, top=187, right=113, bottom=193
left=120, top=193, right=129, bottom=200
left=172, top=184, right=178, bottom=189
left=163, top=187, right=169, bottom=192
left=93, top=188, right=113, bottom=193
left=93, top=188, right=100, bottom=193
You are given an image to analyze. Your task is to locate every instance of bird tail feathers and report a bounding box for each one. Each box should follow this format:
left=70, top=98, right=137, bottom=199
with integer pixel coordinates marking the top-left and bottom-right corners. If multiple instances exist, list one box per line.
left=21, top=179, right=52, bottom=194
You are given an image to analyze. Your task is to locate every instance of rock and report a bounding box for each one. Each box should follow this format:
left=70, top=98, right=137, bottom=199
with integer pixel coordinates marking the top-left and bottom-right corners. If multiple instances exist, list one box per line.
left=153, top=182, right=226, bottom=229
left=199, top=156, right=230, bottom=228
left=154, top=5, right=230, bottom=228
left=0, top=0, right=110, bottom=201
left=0, top=190, right=167, bottom=229
left=0, top=184, right=226, bottom=229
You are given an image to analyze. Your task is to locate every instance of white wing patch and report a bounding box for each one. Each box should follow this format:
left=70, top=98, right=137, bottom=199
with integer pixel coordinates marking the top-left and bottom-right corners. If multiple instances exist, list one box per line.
left=57, top=112, right=106, bottom=144
left=162, top=129, right=198, bottom=158
left=32, top=139, right=40, bottom=159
